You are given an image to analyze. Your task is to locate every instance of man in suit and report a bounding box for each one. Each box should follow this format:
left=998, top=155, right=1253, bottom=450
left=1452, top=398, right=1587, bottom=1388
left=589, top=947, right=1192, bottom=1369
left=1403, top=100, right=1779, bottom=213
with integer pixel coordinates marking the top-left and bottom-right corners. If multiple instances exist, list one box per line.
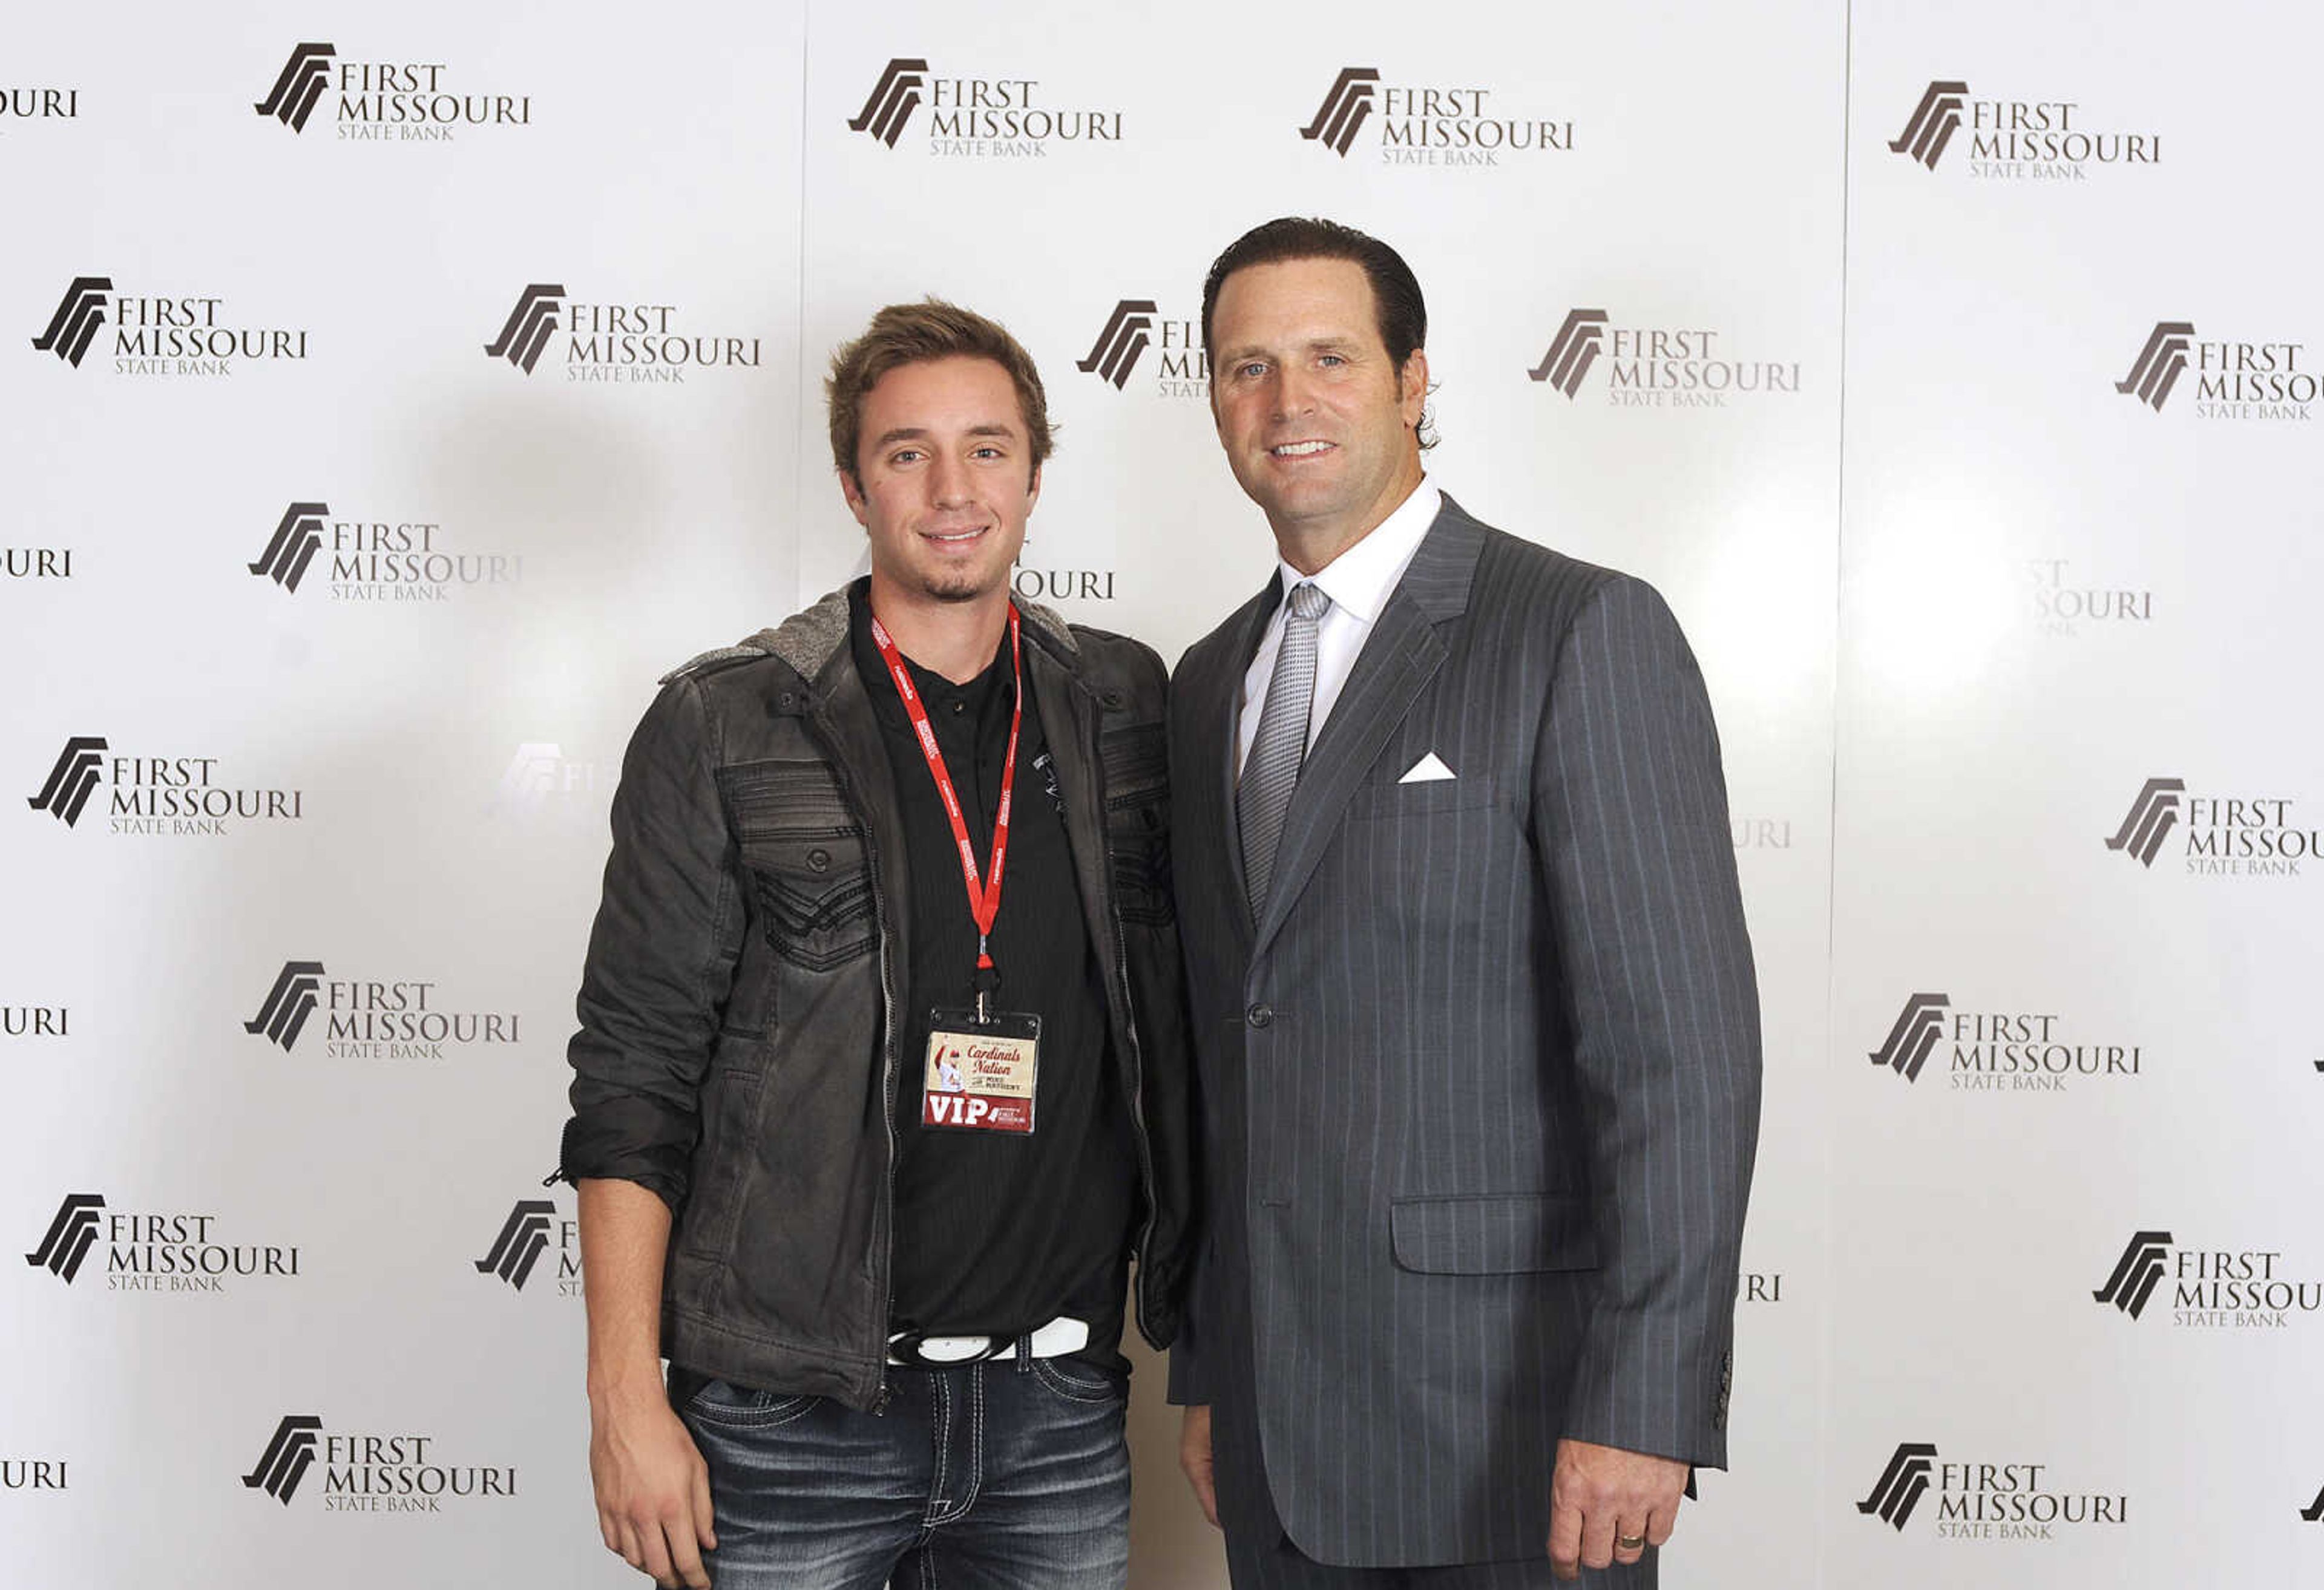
left=1167, top=217, right=1761, bottom=1588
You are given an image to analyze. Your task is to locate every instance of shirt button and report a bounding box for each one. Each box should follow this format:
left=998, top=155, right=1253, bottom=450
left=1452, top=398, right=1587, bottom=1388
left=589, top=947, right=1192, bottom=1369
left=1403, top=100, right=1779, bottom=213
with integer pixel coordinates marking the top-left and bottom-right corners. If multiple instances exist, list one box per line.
left=950, top=699, right=966, bottom=715
left=1246, top=1004, right=1273, bottom=1029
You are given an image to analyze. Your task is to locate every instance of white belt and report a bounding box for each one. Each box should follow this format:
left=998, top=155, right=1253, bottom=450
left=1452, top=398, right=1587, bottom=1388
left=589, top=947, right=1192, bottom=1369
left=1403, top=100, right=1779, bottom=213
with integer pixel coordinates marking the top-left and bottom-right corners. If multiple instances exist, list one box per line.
left=886, top=1315, right=1090, bottom=1367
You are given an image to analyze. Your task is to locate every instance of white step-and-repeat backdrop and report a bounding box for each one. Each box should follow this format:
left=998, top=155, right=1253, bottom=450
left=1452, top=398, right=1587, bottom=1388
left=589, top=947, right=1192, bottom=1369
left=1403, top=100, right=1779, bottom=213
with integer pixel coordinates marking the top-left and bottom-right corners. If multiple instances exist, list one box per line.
left=5, top=3, right=2316, bottom=1586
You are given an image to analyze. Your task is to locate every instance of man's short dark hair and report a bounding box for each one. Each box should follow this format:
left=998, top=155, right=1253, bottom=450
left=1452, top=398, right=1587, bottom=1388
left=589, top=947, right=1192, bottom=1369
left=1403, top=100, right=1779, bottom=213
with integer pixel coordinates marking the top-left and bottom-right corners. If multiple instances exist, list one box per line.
left=826, top=298, right=1053, bottom=488
left=1201, top=217, right=1434, bottom=448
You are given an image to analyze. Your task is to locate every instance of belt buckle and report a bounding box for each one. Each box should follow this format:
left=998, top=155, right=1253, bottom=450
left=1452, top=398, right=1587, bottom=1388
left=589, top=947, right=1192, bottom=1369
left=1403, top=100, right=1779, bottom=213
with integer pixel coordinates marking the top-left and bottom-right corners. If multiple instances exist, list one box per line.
left=885, top=1330, right=1003, bottom=1367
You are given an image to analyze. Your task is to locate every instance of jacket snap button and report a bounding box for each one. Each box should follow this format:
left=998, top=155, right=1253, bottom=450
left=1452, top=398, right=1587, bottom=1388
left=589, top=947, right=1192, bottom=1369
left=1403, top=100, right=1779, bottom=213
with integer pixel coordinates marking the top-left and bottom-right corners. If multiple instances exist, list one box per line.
left=807, top=848, right=832, bottom=873
left=1246, top=1004, right=1273, bottom=1029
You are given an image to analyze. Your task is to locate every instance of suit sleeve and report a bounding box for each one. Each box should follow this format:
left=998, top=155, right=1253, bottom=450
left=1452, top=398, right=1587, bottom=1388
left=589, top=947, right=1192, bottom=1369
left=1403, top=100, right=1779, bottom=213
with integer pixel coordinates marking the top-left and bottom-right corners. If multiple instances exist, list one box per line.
left=1531, top=575, right=1762, bottom=1468
left=559, top=675, right=746, bottom=1208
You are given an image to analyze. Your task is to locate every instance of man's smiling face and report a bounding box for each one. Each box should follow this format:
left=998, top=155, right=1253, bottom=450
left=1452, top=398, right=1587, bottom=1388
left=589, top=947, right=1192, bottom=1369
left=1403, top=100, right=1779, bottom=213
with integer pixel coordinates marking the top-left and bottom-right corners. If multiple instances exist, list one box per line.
left=845, top=354, right=1039, bottom=606
left=1207, top=255, right=1426, bottom=555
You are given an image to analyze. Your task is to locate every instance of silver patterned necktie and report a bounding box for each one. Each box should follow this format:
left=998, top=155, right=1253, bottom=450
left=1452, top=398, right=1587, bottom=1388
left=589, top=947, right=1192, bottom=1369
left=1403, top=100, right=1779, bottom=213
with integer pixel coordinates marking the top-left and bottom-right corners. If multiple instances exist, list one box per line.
left=1239, top=580, right=1331, bottom=921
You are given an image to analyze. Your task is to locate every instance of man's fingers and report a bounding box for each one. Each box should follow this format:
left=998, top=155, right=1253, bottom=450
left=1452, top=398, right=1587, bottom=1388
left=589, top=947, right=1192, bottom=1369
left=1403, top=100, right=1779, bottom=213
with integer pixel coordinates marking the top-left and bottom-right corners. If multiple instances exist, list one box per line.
left=614, top=1517, right=648, bottom=1572
left=1546, top=1491, right=1584, bottom=1580
left=663, top=1511, right=714, bottom=1590
left=692, top=1458, right=718, bottom=1552
left=634, top=1516, right=679, bottom=1588
left=1646, top=1500, right=1678, bottom=1548
left=1577, top=1496, right=1618, bottom=1572
left=1611, top=1513, right=1649, bottom=1566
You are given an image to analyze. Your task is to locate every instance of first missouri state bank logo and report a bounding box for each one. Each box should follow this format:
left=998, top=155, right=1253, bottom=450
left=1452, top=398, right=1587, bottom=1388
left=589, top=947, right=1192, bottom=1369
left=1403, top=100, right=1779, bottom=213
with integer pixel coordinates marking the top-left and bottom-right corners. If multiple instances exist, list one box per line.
left=2094, top=1229, right=2323, bottom=1329
left=1079, top=300, right=1158, bottom=388
left=2104, top=777, right=2319, bottom=877
left=2115, top=324, right=2193, bottom=411
left=24, top=1192, right=300, bottom=1292
left=249, top=504, right=327, bottom=592
left=2103, top=778, right=2183, bottom=867
left=243, top=1416, right=517, bottom=1511
left=1869, top=993, right=1948, bottom=1083
left=254, top=42, right=532, bottom=140
left=2115, top=320, right=2315, bottom=420
left=1075, top=298, right=1207, bottom=400
left=846, top=56, right=1121, bottom=155
left=1301, top=69, right=1379, bottom=155
left=1888, top=82, right=1966, bottom=169
left=476, top=1198, right=581, bottom=1295
left=255, top=44, right=333, bottom=131
left=243, top=1416, right=323, bottom=1502
left=1298, top=65, right=1571, bottom=166
left=1529, top=307, right=1800, bottom=407
left=245, top=960, right=522, bottom=1060
left=24, top=1194, right=103, bottom=1283
left=245, top=963, right=326, bottom=1050
left=1867, top=992, right=2141, bottom=1093
left=29, top=276, right=109, bottom=367
left=485, top=284, right=760, bottom=383
left=1886, top=79, right=2159, bottom=178
left=1857, top=1442, right=1937, bottom=1529
left=2092, top=1231, right=2172, bottom=1320
left=249, top=500, right=522, bottom=601
left=25, top=738, right=304, bottom=836
left=476, top=1201, right=555, bottom=1290
left=1856, top=1441, right=2128, bottom=1539
left=849, top=58, right=927, bottom=146
left=27, top=737, right=106, bottom=826
left=30, top=276, right=310, bottom=376
left=485, top=285, right=562, bottom=374
left=1531, top=310, right=1606, bottom=398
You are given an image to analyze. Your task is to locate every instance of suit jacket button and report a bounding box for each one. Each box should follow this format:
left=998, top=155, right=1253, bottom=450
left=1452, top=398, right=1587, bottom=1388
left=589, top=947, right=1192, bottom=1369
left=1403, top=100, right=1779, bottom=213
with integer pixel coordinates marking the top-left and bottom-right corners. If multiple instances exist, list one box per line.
left=1246, top=1004, right=1273, bottom=1029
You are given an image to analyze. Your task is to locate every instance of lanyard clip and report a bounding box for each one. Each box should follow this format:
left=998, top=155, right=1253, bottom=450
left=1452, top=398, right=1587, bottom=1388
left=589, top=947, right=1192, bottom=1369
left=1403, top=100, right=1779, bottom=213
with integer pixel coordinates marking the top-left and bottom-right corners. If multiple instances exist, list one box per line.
left=971, top=954, right=1000, bottom=1026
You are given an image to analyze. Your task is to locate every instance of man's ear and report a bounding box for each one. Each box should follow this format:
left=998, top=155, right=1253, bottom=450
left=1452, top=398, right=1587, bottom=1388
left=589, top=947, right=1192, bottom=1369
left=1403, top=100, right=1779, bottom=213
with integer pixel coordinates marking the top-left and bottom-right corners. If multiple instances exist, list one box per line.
left=1025, top=462, right=1042, bottom=512
left=839, top=468, right=870, bottom=529
left=1399, top=348, right=1430, bottom=428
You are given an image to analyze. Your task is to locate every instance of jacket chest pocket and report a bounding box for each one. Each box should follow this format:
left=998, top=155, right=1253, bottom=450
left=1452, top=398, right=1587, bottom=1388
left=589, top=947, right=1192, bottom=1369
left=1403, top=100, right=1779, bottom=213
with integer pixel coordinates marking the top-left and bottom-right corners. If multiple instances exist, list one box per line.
left=722, top=761, right=877, bottom=972
left=1101, top=722, right=1172, bottom=928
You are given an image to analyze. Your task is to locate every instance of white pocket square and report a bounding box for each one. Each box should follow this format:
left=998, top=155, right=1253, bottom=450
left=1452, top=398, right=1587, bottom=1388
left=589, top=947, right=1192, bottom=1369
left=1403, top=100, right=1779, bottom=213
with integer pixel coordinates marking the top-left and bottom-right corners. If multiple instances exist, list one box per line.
left=1397, top=752, right=1457, bottom=784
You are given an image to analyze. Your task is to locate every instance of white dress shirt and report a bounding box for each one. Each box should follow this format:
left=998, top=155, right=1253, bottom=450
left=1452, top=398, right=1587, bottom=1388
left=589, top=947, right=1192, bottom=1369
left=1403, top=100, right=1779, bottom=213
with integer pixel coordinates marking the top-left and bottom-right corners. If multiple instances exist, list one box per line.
left=1236, top=483, right=1442, bottom=777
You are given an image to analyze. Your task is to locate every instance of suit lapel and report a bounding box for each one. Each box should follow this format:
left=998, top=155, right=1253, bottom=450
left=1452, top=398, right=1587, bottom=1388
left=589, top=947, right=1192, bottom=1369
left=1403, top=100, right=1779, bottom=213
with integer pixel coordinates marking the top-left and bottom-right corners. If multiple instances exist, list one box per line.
left=1251, top=503, right=1487, bottom=957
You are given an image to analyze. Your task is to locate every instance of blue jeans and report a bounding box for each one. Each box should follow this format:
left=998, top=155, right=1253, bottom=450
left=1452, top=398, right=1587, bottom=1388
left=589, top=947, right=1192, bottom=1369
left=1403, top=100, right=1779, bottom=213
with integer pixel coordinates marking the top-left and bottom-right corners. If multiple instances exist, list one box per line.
left=675, top=1355, right=1131, bottom=1590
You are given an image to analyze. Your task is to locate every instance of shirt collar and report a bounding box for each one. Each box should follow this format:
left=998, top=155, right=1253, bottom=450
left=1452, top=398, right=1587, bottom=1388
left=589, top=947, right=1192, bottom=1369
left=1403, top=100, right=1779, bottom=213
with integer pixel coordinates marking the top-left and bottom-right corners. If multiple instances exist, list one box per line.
left=1275, top=480, right=1442, bottom=625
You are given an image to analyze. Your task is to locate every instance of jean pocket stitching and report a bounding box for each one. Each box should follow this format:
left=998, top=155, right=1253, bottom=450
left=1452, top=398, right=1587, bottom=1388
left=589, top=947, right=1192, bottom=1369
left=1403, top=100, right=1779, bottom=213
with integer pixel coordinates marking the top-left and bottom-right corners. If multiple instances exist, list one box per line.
left=1031, top=1358, right=1123, bottom=1404
left=684, top=1385, right=819, bottom=1430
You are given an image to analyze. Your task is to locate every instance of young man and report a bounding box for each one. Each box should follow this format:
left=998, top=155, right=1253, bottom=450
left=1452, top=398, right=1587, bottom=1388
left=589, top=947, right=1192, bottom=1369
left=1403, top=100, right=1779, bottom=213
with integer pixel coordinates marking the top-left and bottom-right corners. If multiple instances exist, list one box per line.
left=560, top=299, right=1193, bottom=1590
left=1167, top=218, right=1762, bottom=1587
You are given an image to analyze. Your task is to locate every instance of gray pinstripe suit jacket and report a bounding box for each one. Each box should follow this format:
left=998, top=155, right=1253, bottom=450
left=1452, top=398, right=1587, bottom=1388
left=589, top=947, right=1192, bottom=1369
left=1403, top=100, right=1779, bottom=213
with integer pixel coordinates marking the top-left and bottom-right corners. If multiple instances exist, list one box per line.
left=1166, top=496, right=1762, bottom=1568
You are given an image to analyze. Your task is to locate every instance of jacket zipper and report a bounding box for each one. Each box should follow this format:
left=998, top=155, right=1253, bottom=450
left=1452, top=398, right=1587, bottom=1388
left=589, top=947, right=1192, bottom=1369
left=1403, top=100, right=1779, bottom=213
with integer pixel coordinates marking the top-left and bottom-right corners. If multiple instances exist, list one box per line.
left=1088, top=694, right=1163, bottom=1342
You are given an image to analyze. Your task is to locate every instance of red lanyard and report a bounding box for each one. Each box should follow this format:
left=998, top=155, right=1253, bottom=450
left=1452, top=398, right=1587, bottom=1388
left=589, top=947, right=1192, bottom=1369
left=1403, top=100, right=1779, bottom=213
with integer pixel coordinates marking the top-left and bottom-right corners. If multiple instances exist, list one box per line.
left=867, top=606, right=1023, bottom=974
